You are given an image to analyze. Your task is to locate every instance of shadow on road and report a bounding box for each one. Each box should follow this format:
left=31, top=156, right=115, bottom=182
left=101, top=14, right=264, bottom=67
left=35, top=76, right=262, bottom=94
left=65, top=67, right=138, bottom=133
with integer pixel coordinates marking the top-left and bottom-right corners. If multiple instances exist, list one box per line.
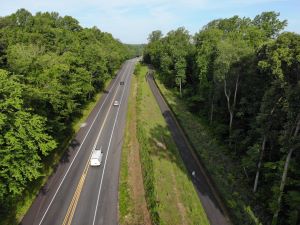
left=60, top=139, right=80, bottom=164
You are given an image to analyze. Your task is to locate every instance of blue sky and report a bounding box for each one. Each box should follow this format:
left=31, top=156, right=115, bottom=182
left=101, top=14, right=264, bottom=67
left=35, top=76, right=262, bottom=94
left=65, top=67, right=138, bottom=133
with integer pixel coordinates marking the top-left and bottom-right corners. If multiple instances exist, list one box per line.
left=1, top=0, right=299, bottom=44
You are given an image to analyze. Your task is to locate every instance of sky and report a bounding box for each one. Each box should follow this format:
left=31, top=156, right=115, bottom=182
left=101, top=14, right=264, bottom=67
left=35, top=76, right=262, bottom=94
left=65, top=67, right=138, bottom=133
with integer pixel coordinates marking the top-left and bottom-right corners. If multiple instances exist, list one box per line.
left=1, top=0, right=299, bottom=44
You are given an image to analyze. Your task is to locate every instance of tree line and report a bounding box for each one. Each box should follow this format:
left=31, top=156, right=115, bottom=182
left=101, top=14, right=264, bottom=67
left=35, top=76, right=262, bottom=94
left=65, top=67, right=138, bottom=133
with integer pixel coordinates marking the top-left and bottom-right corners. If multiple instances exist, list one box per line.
left=125, top=44, right=145, bottom=58
left=0, top=9, right=131, bottom=217
left=143, top=12, right=299, bottom=225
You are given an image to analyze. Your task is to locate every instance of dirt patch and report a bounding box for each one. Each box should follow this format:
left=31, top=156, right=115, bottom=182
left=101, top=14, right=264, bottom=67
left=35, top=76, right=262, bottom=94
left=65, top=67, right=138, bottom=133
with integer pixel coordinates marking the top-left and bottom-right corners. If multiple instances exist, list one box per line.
left=127, top=80, right=152, bottom=225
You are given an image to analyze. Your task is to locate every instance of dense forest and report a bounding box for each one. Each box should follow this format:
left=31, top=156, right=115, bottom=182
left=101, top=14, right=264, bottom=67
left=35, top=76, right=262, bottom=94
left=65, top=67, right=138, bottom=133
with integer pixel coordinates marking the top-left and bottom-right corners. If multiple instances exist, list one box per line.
left=125, top=44, right=145, bottom=57
left=0, top=9, right=131, bottom=218
left=144, top=12, right=300, bottom=225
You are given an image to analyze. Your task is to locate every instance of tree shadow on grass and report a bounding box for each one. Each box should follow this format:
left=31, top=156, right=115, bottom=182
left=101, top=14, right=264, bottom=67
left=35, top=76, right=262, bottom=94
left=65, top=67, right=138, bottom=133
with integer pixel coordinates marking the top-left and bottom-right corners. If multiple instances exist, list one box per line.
left=147, top=110, right=231, bottom=225
left=147, top=123, right=186, bottom=172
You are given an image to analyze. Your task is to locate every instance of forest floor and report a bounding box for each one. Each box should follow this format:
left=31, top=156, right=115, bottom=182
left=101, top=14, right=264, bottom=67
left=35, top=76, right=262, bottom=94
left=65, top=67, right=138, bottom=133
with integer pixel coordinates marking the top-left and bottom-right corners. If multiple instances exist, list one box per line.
left=133, top=65, right=210, bottom=224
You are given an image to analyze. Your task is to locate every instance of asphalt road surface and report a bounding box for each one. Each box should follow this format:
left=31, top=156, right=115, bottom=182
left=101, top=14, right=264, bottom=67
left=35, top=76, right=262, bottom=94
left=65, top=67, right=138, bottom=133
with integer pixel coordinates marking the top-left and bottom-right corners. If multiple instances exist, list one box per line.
left=147, top=72, right=232, bottom=225
left=21, top=59, right=136, bottom=225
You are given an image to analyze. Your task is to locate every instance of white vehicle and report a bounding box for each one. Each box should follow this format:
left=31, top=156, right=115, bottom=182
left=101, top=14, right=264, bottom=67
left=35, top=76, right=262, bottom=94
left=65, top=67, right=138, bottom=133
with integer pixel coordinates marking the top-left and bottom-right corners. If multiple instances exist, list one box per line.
left=113, top=100, right=119, bottom=106
left=90, top=147, right=103, bottom=166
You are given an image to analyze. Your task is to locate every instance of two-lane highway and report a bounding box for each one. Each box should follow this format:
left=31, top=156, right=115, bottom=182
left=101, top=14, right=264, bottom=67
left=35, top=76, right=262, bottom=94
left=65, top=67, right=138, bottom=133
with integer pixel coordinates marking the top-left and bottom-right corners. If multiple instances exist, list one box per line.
left=21, top=59, right=136, bottom=225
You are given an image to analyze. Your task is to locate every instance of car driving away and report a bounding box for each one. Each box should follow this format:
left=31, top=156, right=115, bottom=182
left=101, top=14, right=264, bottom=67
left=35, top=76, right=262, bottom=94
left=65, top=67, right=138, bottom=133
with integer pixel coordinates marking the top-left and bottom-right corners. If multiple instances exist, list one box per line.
left=113, top=100, right=119, bottom=106
left=90, top=146, right=103, bottom=166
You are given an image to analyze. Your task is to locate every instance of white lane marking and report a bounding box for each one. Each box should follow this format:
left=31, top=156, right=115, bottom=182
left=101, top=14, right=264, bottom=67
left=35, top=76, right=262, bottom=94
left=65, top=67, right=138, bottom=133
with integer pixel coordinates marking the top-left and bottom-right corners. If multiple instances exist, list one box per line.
left=60, top=64, right=131, bottom=225
left=91, top=64, right=130, bottom=152
left=92, top=61, right=134, bottom=225
left=38, top=62, right=129, bottom=225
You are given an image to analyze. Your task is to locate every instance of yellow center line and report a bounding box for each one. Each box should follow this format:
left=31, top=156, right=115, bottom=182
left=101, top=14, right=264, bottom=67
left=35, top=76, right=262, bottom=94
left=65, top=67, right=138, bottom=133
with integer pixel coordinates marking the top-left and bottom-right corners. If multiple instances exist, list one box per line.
left=62, top=161, right=89, bottom=225
left=61, top=65, right=128, bottom=225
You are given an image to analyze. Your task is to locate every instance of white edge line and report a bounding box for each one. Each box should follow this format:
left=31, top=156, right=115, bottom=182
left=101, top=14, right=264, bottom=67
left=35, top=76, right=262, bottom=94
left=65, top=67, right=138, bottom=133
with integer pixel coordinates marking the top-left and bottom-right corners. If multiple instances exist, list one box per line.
left=38, top=62, right=129, bottom=225
left=92, top=61, right=134, bottom=225
left=91, top=64, right=130, bottom=152
left=62, top=64, right=129, bottom=223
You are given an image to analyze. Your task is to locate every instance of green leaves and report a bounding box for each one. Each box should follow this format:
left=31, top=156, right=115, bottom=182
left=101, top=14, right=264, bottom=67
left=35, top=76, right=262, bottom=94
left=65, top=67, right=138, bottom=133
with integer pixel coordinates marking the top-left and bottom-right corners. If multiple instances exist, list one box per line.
left=144, top=27, right=192, bottom=89
left=144, top=11, right=298, bottom=225
left=7, top=43, right=42, bottom=75
left=0, top=69, right=23, bottom=112
left=0, top=9, right=131, bottom=215
left=253, top=12, right=287, bottom=39
left=0, top=70, right=57, bottom=201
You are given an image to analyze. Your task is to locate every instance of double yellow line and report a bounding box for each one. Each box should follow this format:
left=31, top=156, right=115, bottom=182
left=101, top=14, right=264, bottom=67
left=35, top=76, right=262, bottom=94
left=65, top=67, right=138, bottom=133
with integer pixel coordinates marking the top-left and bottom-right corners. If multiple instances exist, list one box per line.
left=61, top=64, right=129, bottom=225
left=62, top=161, right=89, bottom=225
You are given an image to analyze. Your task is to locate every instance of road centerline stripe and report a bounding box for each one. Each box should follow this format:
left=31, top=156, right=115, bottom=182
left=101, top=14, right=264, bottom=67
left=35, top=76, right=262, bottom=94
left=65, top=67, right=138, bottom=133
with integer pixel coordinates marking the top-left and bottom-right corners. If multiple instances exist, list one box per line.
left=60, top=63, right=130, bottom=225
left=92, top=61, right=134, bottom=225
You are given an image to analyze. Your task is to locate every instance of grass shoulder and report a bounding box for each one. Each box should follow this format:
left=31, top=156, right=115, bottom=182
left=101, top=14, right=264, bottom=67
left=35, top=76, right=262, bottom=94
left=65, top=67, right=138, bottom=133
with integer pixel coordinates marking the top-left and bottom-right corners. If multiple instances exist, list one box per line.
left=136, top=64, right=210, bottom=225
left=119, top=75, right=135, bottom=224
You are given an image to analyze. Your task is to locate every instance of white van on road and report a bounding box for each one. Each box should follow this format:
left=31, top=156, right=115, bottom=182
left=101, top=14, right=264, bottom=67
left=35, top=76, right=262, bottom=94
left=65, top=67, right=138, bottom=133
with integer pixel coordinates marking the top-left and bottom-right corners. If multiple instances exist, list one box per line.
left=113, top=100, right=119, bottom=106
left=90, top=146, right=103, bottom=166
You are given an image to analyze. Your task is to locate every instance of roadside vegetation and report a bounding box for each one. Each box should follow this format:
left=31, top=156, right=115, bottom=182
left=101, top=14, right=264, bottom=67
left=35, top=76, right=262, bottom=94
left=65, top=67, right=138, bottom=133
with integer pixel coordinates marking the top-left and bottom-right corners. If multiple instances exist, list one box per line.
left=136, top=63, right=210, bottom=225
left=119, top=66, right=151, bottom=225
left=156, top=78, right=262, bottom=224
left=119, top=76, right=136, bottom=224
left=143, top=11, right=300, bottom=225
left=0, top=9, right=133, bottom=224
left=125, top=44, right=145, bottom=58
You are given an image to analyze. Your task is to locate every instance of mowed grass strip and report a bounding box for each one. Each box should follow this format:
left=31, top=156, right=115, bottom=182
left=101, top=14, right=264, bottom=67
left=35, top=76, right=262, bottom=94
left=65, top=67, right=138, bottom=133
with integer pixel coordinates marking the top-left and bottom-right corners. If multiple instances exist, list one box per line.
left=119, top=75, right=135, bottom=224
left=119, top=71, right=151, bottom=225
left=137, top=64, right=210, bottom=225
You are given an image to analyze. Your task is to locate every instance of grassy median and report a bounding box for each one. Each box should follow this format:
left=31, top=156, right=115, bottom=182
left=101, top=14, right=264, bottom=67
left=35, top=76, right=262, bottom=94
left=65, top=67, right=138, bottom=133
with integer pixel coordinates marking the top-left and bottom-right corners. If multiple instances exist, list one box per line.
left=135, top=64, right=210, bottom=225
left=119, top=70, right=151, bottom=225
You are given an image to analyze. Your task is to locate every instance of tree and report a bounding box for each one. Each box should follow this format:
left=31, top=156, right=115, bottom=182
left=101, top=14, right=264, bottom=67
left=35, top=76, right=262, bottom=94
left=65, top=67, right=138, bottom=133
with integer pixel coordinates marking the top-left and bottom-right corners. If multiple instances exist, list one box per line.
left=214, top=38, right=253, bottom=142
left=253, top=11, right=287, bottom=39
left=254, top=32, right=300, bottom=224
left=0, top=9, right=130, bottom=217
left=7, top=43, right=42, bottom=75
left=11, top=8, right=33, bottom=28
left=143, top=15, right=300, bottom=224
left=175, top=57, right=186, bottom=97
left=0, top=69, right=56, bottom=203
left=194, top=28, right=223, bottom=122
left=147, top=30, right=163, bottom=43
left=252, top=83, right=284, bottom=192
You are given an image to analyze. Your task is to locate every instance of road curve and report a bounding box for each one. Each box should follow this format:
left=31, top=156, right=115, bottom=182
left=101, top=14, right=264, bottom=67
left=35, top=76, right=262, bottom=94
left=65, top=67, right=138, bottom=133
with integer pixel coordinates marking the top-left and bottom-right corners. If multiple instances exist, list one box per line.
left=147, top=72, right=232, bottom=225
left=21, top=59, right=136, bottom=225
